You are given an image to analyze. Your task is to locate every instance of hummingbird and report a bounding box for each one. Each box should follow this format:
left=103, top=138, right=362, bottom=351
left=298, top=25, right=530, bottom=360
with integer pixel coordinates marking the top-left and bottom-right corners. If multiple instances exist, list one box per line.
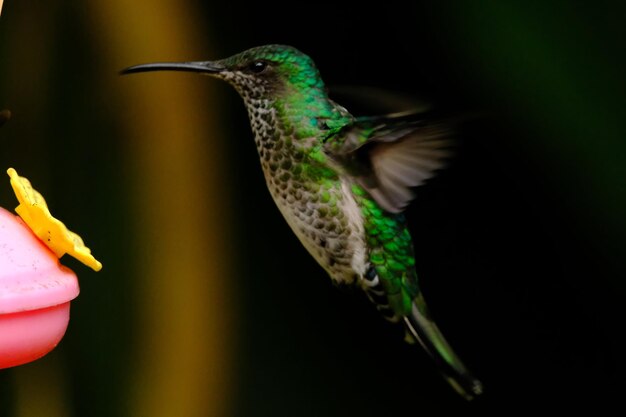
left=122, top=44, right=483, bottom=399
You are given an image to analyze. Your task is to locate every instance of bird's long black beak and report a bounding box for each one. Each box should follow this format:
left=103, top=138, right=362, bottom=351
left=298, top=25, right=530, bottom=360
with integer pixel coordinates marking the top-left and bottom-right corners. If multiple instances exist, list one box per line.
left=120, top=61, right=225, bottom=75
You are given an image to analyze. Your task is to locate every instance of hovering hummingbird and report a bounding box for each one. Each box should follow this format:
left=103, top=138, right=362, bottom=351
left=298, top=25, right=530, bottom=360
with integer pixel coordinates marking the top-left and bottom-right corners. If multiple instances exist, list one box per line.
left=122, top=44, right=482, bottom=399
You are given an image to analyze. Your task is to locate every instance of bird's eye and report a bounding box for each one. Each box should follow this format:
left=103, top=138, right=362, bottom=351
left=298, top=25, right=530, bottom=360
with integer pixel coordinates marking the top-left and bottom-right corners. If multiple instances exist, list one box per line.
left=249, top=61, right=267, bottom=73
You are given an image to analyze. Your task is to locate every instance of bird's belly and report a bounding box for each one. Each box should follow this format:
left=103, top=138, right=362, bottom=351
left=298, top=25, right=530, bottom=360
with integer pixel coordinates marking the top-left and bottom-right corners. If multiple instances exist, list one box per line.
left=267, top=180, right=367, bottom=285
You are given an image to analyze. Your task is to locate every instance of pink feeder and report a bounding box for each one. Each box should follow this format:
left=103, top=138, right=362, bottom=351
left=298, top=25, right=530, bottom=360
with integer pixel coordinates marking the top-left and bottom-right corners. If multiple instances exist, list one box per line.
left=0, top=207, right=79, bottom=368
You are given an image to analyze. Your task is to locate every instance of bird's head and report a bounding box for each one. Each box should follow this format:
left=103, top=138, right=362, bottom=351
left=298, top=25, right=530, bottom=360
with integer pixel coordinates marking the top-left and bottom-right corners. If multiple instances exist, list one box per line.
left=122, top=44, right=325, bottom=102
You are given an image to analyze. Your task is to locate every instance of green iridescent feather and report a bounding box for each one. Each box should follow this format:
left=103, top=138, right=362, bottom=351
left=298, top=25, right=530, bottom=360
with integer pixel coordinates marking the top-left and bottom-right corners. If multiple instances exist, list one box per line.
left=353, top=183, right=418, bottom=315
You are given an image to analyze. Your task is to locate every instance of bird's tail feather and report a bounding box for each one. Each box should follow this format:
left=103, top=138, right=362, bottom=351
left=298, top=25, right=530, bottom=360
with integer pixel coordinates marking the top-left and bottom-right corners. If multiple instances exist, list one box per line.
left=404, top=295, right=483, bottom=400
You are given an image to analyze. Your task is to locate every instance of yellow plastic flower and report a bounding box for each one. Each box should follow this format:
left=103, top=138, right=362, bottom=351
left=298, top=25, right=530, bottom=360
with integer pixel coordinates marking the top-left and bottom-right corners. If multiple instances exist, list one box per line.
left=7, top=168, right=102, bottom=271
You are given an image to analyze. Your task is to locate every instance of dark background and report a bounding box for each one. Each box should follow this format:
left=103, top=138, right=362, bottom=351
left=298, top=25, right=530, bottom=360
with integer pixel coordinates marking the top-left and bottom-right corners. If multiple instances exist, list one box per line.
left=1, top=2, right=625, bottom=416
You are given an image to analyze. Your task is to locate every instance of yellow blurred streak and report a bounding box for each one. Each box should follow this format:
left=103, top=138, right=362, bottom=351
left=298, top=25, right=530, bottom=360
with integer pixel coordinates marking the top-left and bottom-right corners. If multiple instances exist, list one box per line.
left=14, top=356, right=70, bottom=417
left=88, top=1, right=234, bottom=417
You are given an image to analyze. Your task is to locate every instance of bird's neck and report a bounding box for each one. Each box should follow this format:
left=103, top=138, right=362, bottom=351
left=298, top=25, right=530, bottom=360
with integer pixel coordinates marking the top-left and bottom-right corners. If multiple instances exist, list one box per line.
left=244, top=87, right=338, bottom=148
left=243, top=90, right=344, bottom=186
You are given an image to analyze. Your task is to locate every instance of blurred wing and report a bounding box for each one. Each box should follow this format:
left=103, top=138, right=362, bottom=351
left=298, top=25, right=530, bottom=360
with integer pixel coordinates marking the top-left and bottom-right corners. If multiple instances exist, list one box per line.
left=329, top=112, right=453, bottom=213
left=328, top=85, right=430, bottom=116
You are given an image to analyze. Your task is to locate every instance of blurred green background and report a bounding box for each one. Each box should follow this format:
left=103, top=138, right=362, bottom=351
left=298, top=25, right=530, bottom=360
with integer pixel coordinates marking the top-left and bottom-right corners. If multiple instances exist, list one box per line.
left=1, top=1, right=625, bottom=416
